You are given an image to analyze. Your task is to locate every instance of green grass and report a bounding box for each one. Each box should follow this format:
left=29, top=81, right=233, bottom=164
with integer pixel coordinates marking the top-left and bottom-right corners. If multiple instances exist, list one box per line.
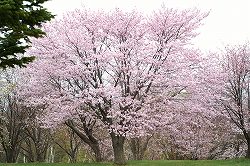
left=1, top=159, right=250, bottom=166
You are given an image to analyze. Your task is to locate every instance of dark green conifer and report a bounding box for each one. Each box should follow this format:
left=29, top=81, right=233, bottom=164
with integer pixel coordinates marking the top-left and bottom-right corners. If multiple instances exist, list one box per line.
left=0, top=0, right=54, bottom=68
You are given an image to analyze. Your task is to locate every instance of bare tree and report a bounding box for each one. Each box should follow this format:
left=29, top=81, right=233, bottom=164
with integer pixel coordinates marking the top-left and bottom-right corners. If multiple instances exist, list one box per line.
left=54, top=126, right=82, bottom=163
left=22, top=113, right=52, bottom=163
left=0, top=95, right=26, bottom=163
left=129, top=135, right=153, bottom=160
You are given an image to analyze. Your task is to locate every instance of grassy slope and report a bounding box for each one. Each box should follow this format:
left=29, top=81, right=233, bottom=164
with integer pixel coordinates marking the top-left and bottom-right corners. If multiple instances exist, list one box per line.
left=2, top=159, right=250, bottom=166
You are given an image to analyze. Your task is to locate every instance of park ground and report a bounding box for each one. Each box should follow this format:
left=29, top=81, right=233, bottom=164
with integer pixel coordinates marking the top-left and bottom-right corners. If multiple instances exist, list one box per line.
left=2, top=159, right=250, bottom=166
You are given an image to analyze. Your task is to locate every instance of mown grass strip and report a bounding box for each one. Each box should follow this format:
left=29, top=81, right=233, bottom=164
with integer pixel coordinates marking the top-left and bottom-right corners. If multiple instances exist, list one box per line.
left=2, top=159, right=250, bottom=166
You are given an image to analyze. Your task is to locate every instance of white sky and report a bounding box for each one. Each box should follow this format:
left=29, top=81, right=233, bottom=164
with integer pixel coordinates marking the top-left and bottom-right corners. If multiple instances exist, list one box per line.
left=44, top=0, right=250, bottom=52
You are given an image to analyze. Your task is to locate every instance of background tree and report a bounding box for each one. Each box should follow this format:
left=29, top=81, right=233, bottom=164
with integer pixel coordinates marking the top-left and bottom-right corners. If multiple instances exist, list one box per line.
left=54, top=126, right=82, bottom=163
left=0, top=0, right=54, bottom=68
left=219, top=44, right=250, bottom=158
left=0, top=74, right=26, bottom=163
left=194, top=44, right=250, bottom=159
left=129, top=135, right=153, bottom=160
left=21, top=106, right=52, bottom=162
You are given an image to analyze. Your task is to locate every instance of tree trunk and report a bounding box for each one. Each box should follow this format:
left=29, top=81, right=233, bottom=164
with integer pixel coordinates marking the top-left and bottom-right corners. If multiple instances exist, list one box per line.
left=6, top=154, right=16, bottom=163
left=130, top=138, right=137, bottom=160
left=68, top=145, right=79, bottom=163
left=5, top=148, right=19, bottom=163
left=130, top=136, right=151, bottom=160
left=66, top=121, right=103, bottom=162
left=36, top=151, right=47, bottom=162
left=110, top=132, right=126, bottom=165
left=242, top=130, right=250, bottom=159
left=90, top=143, right=102, bottom=162
left=246, top=138, right=250, bottom=159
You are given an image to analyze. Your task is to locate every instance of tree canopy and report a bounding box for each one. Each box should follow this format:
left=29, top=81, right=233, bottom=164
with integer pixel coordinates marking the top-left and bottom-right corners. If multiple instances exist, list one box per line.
left=20, top=8, right=208, bottom=164
left=0, top=0, right=54, bottom=69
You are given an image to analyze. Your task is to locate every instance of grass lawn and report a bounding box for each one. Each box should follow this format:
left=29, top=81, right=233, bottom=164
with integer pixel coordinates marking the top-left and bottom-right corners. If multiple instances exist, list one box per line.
left=2, top=159, right=250, bottom=166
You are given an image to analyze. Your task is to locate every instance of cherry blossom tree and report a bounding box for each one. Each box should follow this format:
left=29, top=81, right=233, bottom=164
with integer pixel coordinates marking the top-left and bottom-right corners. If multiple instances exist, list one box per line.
left=218, top=44, right=250, bottom=158
left=20, top=6, right=208, bottom=164
left=194, top=43, right=250, bottom=159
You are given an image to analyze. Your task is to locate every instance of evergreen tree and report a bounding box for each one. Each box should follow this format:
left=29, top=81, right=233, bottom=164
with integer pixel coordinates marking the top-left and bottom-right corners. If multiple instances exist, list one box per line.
left=0, top=0, right=54, bottom=68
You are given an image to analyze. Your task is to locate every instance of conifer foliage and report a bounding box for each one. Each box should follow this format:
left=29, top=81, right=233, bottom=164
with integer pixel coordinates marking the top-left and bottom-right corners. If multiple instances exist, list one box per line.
left=0, top=0, right=54, bottom=68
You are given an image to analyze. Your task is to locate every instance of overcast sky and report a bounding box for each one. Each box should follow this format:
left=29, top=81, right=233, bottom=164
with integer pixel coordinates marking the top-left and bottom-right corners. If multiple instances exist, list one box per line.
left=44, top=0, right=250, bottom=52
